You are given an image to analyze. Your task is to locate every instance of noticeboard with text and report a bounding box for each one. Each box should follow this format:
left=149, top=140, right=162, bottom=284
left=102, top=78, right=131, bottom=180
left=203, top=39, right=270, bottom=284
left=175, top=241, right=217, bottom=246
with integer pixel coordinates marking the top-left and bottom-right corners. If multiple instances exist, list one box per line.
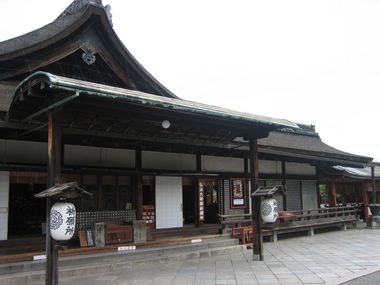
left=230, top=178, right=246, bottom=208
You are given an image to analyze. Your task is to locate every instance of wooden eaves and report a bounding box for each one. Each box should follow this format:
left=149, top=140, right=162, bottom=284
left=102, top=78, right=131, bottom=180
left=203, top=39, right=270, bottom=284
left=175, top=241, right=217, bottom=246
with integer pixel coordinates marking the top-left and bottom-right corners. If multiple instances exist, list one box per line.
left=4, top=71, right=298, bottom=153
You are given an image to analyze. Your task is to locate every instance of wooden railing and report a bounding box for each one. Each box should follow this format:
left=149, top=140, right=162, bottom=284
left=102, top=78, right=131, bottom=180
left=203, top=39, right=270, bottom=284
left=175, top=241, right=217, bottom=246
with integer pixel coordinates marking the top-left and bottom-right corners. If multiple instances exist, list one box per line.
left=277, top=206, right=358, bottom=222
left=218, top=206, right=359, bottom=242
left=263, top=206, right=359, bottom=241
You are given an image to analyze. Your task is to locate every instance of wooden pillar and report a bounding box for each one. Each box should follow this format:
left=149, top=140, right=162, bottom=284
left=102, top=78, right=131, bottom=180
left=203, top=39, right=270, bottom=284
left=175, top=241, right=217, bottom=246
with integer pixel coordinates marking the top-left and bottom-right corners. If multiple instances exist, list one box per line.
left=134, top=150, right=143, bottom=220
left=249, top=139, right=263, bottom=261
left=281, top=161, right=287, bottom=211
left=244, top=158, right=250, bottom=214
left=363, top=183, right=369, bottom=222
left=328, top=181, right=337, bottom=207
left=371, top=166, right=376, bottom=204
left=316, top=178, right=321, bottom=209
left=196, top=154, right=202, bottom=173
left=134, top=177, right=143, bottom=220
left=46, top=111, right=61, bottom=285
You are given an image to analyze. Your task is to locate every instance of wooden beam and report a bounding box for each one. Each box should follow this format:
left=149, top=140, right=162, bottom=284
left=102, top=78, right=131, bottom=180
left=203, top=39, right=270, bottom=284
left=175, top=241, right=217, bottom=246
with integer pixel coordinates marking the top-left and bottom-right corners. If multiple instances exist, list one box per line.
left=98, top=49, right=133, bottom=88
left=23, top=93, right=80, bottom=123
left=87, top=117, right=98, bottom=131
left=0, top=42, right=79, bottom=81
left=69, top=99, right=266, bottom=136
left=18, top=123, right=48, bottom=137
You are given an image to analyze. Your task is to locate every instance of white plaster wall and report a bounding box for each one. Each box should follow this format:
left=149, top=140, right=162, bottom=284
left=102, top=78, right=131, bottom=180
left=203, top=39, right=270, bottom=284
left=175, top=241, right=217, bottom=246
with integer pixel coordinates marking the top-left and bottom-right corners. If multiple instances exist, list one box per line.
left=100, top=148, right=135, bottom=168
left=64, top=145, right=135, bottom=168
left=259, top=160, right=282, bottom=175
left=285, top=162, right=316, bottom=175
left=0, top=171, right=9, bottom=240
left=0, top=139, right=47, bottom=164
left=142, top=151, right=196, bottom=171
left=202, top=155, right=244, bottom=172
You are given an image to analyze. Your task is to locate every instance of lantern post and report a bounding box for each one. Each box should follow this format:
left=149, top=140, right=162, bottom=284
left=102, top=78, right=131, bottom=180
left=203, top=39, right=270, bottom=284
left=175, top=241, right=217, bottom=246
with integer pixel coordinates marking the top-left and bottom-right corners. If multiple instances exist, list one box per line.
left=251, top=185, right=286, bottom=261
left=35, top=182, right=92, bottom=285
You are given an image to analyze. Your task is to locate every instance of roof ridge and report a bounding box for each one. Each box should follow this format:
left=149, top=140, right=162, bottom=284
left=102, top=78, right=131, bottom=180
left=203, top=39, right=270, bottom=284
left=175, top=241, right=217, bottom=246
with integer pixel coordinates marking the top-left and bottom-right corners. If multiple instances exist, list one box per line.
left=56, top=0, right=103, bottom=19
left=276, top=125, right=320, bottom=138
left=56, top=0, right=112, bottom=26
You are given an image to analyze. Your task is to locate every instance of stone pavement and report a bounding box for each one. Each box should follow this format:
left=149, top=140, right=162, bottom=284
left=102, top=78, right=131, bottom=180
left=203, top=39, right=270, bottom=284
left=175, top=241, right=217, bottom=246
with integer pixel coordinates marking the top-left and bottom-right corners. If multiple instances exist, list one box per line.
left=33, top=228, right=380, bottom=285
left=341, top=269, right=380, bottom=285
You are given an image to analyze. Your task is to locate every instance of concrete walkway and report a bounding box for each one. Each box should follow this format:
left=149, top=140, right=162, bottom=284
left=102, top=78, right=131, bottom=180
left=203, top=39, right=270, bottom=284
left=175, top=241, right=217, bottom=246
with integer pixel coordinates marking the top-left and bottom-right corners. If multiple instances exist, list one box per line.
left=32, top=229, right=380, bottom=285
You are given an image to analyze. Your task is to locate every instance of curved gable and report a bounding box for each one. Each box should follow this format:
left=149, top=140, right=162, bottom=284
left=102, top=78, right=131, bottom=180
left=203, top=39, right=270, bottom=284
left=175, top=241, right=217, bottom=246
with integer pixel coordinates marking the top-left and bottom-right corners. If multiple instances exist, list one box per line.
left=0, top=0, right=177, bottom=98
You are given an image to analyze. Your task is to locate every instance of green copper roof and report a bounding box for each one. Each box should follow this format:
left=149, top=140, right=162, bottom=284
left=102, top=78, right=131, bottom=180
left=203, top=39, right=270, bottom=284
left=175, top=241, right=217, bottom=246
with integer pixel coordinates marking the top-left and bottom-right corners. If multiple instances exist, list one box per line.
left=12, top=71, right=299, bottom=129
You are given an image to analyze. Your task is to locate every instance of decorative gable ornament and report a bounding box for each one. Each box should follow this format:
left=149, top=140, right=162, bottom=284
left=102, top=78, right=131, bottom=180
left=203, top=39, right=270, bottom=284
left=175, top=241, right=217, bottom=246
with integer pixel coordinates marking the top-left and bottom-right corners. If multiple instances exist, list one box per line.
left=82, top=50, right=96, bottom=65
left=80, top=40, right=97, bottom=65
left=50, top=202, right=76, bottom=241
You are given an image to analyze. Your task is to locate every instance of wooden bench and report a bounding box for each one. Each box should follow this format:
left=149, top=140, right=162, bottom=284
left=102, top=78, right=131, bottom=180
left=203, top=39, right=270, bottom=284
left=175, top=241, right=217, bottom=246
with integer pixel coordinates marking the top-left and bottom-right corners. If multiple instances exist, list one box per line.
left=263, top=206, right=358, bottom=242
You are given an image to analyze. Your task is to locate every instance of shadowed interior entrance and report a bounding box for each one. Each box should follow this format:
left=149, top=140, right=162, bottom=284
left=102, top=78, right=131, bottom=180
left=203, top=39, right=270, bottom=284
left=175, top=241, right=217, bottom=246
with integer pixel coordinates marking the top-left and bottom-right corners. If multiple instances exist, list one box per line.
left=199, top=179, right=219, bottom=224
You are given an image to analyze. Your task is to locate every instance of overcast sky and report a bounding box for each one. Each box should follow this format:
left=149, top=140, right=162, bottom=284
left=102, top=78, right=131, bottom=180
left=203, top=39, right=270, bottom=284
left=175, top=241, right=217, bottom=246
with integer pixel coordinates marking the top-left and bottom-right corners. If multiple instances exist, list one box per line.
left=1, top=0, right=380, bottom=161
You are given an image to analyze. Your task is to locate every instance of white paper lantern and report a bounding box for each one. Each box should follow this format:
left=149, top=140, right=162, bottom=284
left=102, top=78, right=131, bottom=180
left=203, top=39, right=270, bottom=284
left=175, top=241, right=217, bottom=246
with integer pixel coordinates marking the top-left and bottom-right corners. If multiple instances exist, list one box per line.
left=260, top=198, right=278, bottom=223
left=50, top=202, right=76, bottom=241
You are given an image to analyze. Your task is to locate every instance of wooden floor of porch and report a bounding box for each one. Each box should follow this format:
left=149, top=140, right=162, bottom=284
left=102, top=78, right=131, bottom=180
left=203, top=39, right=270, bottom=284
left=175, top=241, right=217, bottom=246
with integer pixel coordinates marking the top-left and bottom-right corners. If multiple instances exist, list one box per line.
left=0, top=224, right=220, bottom=264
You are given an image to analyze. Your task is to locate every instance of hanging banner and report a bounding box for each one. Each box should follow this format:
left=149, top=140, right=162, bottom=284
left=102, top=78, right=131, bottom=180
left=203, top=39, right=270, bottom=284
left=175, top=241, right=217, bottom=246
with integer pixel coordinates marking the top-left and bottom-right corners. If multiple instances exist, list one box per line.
left=199, top=183, right=204, bottom=221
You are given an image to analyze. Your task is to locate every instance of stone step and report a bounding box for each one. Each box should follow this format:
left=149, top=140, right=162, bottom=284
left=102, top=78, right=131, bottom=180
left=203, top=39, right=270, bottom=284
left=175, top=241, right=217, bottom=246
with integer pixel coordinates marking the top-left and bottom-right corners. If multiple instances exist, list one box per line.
left=0, top=232, right=230, bottom=264
left=0, top=236, right=238, bottom=275
left=0, top=239, right=244, bottom=285
left=151, top=224, right=220, bottom=239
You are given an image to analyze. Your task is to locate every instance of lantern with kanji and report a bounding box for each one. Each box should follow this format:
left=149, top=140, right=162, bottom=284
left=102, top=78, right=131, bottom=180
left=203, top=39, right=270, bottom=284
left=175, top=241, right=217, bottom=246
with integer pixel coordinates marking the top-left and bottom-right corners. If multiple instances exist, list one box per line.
left=260, top=198, right=278, bottom=223
left=35, top=182, right=91, bottom=241
left=50, top=202, right=76, bottom=240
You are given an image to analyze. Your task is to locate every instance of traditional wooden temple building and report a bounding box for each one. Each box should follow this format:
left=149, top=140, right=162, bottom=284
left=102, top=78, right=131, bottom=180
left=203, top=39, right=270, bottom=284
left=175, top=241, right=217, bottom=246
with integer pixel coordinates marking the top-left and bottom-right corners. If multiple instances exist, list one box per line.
left=0, top=0, right=297, bottom=243
left=0, top=0, right=373, bottom=247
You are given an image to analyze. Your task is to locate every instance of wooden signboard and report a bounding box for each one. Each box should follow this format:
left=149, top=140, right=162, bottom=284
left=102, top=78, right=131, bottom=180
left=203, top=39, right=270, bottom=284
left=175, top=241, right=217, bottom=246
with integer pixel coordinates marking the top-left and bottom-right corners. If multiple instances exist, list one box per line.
left=230, top=178, right=246, bottom=208
left=105, top=224, right=133, bottom=244
left=86, top=229, right=94, bottom=246
left=79, top=230, right=88, bottom=247
left=93, top=222, right=105, bottom=247
left=199, top=183, right=204, bottom=221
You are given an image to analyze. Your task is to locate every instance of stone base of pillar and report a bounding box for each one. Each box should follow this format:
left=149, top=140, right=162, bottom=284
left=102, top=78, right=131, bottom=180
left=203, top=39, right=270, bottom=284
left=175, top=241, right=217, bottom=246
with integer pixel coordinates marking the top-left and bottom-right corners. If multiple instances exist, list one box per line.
left=252, top=254, right=263, bottom=261
left=367, top=218, right=380, bottom=229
